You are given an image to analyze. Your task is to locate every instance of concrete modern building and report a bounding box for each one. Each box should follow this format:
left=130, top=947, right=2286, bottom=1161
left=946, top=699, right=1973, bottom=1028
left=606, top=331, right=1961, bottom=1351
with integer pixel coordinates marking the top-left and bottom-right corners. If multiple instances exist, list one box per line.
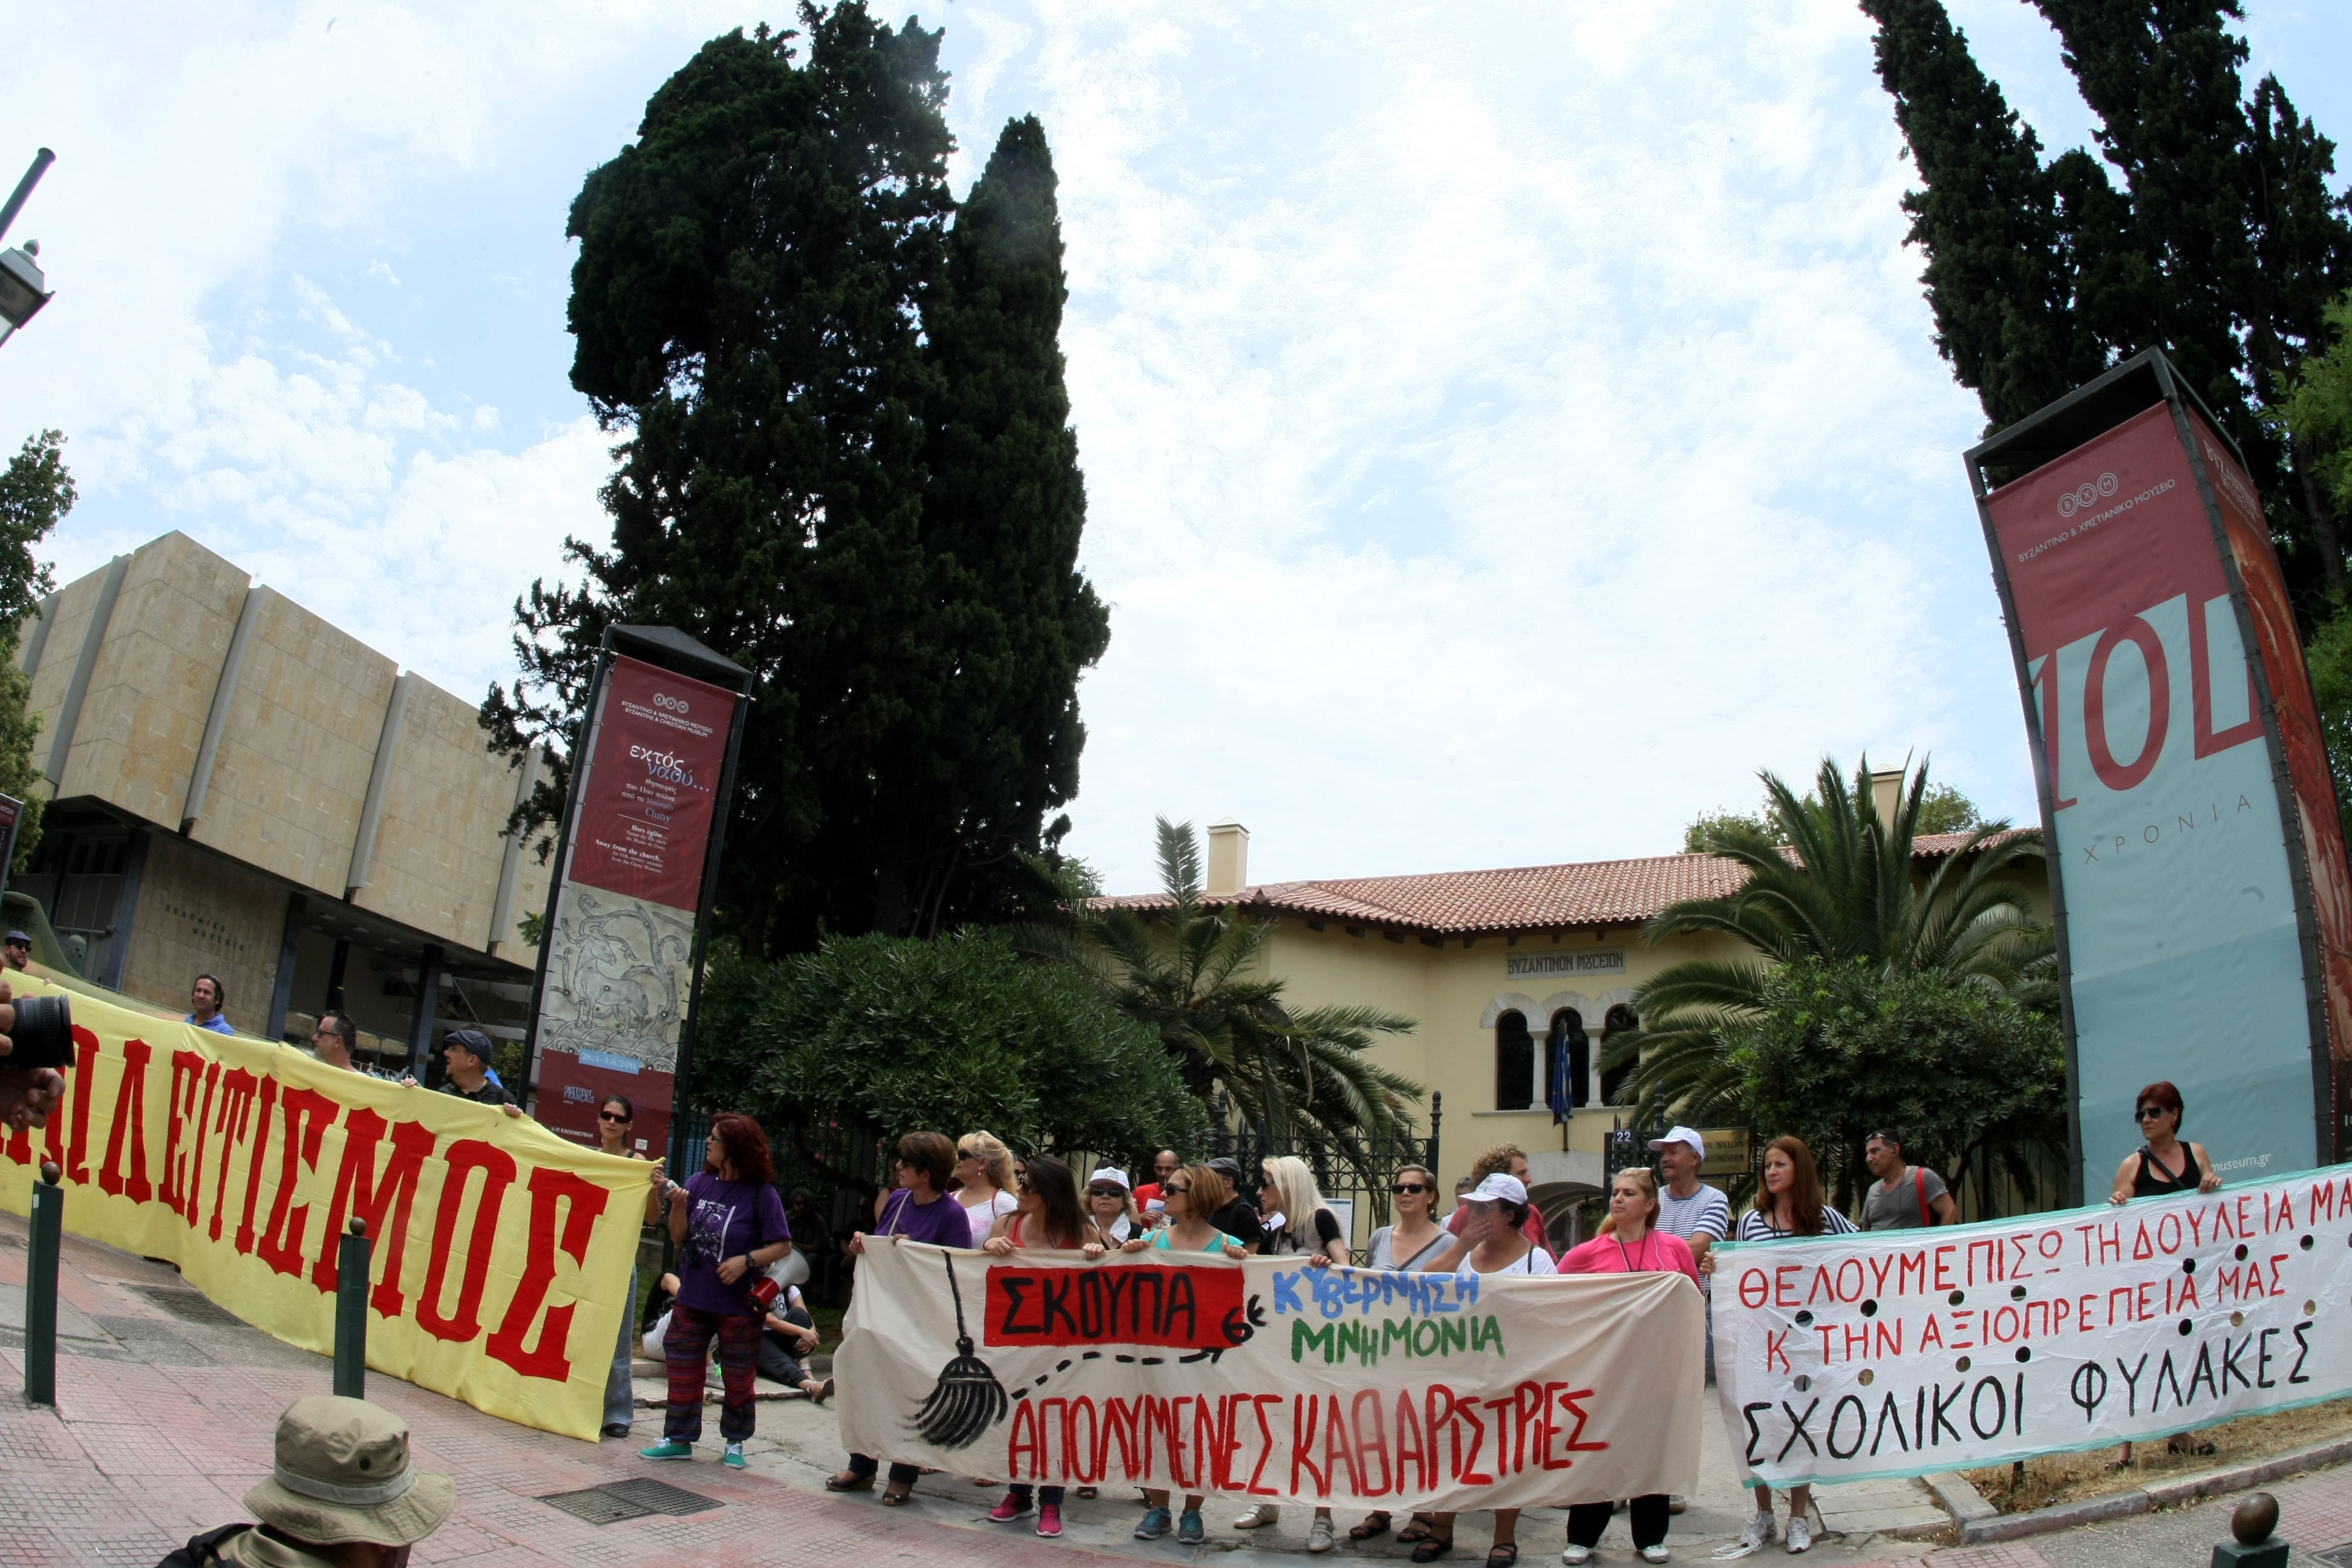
left=13, top=531, right=552, bottom=1071
left=1111, top=804, right=2049, bottom=1248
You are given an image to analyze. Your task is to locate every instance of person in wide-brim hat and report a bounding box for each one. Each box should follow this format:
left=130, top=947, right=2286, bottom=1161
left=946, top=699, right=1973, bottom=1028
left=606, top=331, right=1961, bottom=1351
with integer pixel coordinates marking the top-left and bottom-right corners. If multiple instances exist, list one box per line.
left=223, top=1395, right=454, bottom=1563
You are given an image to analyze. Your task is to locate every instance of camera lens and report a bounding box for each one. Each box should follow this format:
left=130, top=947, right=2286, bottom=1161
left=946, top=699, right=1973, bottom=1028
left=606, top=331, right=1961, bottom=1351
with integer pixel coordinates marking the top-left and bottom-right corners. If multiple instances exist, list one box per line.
left=8, top=993, right=73, bottom=1071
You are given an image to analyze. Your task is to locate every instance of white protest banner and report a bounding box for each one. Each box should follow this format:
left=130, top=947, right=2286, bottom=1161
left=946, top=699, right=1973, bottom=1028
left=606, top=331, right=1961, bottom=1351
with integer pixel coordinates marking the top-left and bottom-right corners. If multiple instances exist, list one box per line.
left=1713, top=1166, right=2352, bottom=1486
left=835, top=1241, right=1705, bottom=1512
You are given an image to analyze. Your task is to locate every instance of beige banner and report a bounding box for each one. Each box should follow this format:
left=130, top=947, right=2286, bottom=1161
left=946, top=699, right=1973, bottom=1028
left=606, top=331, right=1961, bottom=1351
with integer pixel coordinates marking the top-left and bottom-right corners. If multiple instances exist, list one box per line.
left=0, top=976, right=645, bottom=1440
left=835, top=1240, right=1706, bottom=1512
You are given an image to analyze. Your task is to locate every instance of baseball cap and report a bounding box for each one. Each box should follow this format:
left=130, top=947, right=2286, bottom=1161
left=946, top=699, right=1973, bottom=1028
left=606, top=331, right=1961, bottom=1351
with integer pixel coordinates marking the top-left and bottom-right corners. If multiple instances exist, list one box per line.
left=1647, top=1125, right=1707, bottom=1160
left=1468, top=1172, right=1528, bottom=1206
left=4, top=930, right=28, bottom=946
left=1088, top=1166, right=1132, bottom=1190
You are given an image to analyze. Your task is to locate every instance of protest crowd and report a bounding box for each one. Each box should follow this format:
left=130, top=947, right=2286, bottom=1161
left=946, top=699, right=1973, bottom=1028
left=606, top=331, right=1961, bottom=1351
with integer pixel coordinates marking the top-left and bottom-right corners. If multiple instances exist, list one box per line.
left=0, top=986, right=2230, bottom=1568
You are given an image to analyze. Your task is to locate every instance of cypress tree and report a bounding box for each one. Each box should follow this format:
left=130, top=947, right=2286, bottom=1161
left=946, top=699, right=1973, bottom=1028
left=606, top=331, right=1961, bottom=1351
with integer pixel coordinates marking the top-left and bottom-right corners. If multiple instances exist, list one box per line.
left=1863, top=0, right=2352, bottom=607
left=483, top=7, right=1109, bottom=952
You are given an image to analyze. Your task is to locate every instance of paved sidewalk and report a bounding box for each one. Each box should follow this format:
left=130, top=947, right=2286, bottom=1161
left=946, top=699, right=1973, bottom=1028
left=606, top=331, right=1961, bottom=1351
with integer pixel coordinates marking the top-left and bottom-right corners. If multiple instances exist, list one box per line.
left=7, top=1211, right=2350, bottom=1568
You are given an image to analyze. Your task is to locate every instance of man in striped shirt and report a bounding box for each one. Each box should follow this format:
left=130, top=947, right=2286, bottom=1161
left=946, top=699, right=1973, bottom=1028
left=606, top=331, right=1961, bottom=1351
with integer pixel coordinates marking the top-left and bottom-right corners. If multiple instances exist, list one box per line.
left=1648, top=1127, right=1730, bottom=1516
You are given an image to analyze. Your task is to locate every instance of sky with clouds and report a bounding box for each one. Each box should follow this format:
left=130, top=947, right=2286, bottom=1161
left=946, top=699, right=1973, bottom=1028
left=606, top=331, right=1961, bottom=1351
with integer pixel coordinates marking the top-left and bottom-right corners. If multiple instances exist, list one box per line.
left=1, top=0, right=2345, bottom=896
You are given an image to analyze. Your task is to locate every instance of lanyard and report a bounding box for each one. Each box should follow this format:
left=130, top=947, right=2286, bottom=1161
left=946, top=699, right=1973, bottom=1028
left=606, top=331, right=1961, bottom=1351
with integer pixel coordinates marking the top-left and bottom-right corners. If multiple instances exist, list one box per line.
left=1614, top=1231, right=1651, bottom=1273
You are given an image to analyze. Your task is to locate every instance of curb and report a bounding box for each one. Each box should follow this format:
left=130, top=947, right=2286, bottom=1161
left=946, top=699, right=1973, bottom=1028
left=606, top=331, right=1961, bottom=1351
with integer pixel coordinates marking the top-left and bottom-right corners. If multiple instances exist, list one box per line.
left=1947, top=1432, right=2352, bottom=1544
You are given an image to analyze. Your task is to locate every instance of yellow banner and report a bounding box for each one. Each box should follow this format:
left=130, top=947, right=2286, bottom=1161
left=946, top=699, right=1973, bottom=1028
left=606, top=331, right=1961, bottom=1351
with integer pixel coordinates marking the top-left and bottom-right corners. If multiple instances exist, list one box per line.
left=0, top=976, right=644, bottom=1440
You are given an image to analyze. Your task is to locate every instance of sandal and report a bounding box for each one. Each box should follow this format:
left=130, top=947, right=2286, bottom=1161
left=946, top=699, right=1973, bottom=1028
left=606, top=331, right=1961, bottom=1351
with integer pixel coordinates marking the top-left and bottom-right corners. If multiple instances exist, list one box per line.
left=1411, top=1534, right=1454, bottom=1563
left=879, top=1485, right=914, bottom=1506
left=824, top=1472, right=872, bottom=1492
left=1398, top=1515, right=1438, bottom=1544
left=1488, top=1547, right=1519, bottom=1568
left=1351, top=1513, right=1394, bottom=1541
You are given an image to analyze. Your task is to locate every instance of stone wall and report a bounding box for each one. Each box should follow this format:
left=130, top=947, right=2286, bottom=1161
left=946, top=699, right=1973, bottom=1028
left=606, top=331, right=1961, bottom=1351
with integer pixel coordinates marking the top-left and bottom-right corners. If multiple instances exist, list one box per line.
left=119, top=831, right=292, bottom=1037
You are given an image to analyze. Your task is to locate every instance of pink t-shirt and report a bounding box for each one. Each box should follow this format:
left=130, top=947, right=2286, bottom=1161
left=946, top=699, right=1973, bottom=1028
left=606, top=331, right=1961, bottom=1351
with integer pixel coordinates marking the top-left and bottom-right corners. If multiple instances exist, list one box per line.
left=1558, top=1229, right=1701, bottom=1291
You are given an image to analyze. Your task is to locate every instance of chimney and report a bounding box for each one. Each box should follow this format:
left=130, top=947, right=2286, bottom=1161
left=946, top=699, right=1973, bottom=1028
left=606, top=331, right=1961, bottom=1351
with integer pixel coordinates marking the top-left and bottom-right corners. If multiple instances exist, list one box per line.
left=1869, top=768, right=1906, bottom=835
left=1205, top=818, right=1250, bottom=898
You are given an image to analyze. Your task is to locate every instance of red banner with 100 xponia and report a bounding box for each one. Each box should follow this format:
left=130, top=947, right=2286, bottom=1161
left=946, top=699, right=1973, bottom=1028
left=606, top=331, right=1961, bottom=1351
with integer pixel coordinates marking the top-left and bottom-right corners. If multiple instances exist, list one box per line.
left=531, top=653, right=739, bottom=1155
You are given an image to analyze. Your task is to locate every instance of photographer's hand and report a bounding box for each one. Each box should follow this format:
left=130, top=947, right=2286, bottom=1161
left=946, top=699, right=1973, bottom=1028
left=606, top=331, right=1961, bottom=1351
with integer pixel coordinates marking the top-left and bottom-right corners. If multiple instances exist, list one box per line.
left=0, top=979, right=66, bottom=1131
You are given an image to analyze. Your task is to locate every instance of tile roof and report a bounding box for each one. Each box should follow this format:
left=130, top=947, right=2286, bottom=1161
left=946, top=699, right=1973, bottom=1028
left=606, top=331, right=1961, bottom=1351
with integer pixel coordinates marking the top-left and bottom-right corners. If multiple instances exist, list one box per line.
left=1103, top=831, right=2008, bottom=938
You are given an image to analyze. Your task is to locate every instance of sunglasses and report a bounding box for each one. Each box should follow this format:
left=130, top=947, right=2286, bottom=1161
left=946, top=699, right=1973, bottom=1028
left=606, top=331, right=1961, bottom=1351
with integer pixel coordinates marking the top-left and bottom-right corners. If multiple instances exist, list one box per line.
left=957, top=1148, right=981, bottom=1160
left=1088, top=1186, right=1126, bottom=1198
left=599, top=1111, right=631, bottom=1123
left=1392, top=1182, right=1431, bottom=1195
left=1016, top=1175, right=1034, bottom=1192
left=2134, top=1106, right=2167, bottom=1122
left=1163, top=1182, right=1191, bottom=1195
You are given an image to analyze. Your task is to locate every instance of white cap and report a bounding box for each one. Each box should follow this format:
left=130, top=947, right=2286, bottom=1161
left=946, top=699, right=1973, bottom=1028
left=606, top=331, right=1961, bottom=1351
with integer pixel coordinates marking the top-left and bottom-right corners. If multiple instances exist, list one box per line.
left=1468, top=1172, right=1529, bottom=1206
left=1088, top=1167, right=1131, bottom=1190
left=1647, top=1125, right=1707, bottom=1160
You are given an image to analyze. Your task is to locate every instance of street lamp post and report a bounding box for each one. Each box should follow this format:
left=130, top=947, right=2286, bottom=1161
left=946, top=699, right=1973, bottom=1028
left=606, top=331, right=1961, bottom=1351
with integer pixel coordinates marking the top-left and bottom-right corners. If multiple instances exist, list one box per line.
left=0, top=148, right=56, bottom=348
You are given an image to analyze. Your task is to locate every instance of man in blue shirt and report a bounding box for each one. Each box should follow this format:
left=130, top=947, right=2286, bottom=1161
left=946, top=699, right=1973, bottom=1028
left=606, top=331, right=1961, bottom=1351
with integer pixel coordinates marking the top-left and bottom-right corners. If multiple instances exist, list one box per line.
left=187, top=974, right=234, bottom=1034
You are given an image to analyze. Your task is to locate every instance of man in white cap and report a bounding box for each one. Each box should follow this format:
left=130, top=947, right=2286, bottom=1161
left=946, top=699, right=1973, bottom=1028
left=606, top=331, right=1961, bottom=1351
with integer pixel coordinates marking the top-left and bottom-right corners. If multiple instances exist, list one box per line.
left=1648, top=1126, right=1730, bottom=1267
left=181, top=1394, right=454, bottom=1568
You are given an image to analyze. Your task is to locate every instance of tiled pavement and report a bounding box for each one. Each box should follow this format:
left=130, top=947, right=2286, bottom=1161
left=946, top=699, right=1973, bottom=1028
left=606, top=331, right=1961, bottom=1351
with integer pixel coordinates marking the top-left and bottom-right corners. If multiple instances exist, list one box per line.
left=7, top=1211, right=2352, bottom=1568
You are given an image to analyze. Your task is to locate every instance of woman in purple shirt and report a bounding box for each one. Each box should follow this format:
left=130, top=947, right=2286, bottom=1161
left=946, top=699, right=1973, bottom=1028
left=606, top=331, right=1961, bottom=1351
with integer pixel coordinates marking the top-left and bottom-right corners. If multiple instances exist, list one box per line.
left=639, top=1115, right=791, bottom=1470
left=826, top=1131, right=970, bottom=1502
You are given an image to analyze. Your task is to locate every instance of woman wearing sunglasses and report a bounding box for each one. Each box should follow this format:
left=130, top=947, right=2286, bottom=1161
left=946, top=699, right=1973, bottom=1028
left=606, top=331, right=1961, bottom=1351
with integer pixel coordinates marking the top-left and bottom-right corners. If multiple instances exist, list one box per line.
left=978, top=1155, right=1093, bottom=1538
left=1346, top=1164, right=1454, bottom=1548
left=594, top=1095, right=668, bottom=1440
left=2107, top=1080, right=2223, bottom=1467
left=1083, top=1166, right=1140, bottom=1245
left=1122, top=1163, right=1249, bottom=1546
left=955, top=1131, right=1021, bottom=1243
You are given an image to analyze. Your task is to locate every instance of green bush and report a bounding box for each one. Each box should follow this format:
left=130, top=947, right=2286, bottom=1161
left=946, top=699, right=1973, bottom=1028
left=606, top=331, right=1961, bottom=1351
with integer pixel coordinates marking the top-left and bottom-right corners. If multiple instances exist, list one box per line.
left=687, top=927, right=1207, bottom=1180
left=1726, top=956, right=2066, bottom=1210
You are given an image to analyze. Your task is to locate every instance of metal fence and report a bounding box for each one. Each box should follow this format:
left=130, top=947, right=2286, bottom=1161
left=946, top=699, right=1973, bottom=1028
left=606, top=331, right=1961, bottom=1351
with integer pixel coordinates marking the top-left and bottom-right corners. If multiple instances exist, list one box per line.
left=1198, top=1090, right=1443, bottom=1246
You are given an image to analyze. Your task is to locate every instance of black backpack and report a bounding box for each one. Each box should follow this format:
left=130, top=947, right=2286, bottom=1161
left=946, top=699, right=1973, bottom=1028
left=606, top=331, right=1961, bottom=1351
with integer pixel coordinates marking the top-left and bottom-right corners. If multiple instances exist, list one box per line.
left=157, top=1524, right=250, bottom=1568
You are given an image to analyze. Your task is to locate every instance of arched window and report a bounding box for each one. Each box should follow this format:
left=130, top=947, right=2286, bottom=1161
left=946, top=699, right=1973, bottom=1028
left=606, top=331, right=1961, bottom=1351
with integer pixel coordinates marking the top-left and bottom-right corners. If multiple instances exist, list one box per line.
left=1546, top=1009, right=1589, bottom=1111
left=1600, top=1004, right=1638, bottom=1105
left=1494, top=1010, right=1534, bottom=1110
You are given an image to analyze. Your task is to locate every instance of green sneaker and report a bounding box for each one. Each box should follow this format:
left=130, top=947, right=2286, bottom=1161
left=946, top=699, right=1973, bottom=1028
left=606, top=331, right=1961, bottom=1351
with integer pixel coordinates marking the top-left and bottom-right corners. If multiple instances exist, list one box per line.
left=722, top=1444, right=746, bottom=1469
left=638, top=1439, right=693, bottom=1461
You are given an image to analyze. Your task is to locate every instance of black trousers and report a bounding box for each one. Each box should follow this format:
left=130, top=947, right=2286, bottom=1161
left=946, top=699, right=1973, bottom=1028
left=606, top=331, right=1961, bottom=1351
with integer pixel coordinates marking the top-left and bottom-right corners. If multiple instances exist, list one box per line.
left=1567, top=1495, right=1669, bottom=1550
left=756, top=1305, right=817, bottom=1385
left=848, top=1453, right=920, bottom=1486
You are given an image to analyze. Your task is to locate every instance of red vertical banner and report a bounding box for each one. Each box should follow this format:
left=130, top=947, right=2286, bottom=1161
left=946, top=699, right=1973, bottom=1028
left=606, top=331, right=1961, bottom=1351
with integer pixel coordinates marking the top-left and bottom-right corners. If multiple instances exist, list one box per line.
left=531, top=655, right=740, bottom=1150
left=1978, top=385, right=2332, bottom=1183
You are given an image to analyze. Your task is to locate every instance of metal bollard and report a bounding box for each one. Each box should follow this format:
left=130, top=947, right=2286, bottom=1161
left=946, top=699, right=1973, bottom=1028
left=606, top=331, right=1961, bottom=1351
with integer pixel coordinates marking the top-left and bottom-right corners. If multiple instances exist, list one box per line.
left=24, top=1160, right=61, bottom=1406
left=332, top=1216, right=370, bottom=1398
left=2214, top=1493, right=2286, bottom=1568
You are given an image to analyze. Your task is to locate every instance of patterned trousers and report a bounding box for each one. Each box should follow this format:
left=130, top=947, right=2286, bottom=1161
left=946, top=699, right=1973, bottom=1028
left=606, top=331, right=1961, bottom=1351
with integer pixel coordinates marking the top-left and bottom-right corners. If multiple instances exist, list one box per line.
left=662, top=1302, right=762, bottom=1444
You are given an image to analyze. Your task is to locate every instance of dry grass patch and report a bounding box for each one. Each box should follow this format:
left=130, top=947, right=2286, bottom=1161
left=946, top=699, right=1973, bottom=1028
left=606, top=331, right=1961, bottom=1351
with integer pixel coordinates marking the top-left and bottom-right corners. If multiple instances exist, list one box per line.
left=1961, top=1397, right=2352, bottom=1513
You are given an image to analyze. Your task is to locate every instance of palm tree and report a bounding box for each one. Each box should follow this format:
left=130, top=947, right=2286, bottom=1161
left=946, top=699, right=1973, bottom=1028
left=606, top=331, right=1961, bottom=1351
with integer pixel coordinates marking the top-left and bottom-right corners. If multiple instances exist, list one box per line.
left=1603, top=757, right=2051, bottom=1130
left=1043, top=818, right=1425, bottom=1168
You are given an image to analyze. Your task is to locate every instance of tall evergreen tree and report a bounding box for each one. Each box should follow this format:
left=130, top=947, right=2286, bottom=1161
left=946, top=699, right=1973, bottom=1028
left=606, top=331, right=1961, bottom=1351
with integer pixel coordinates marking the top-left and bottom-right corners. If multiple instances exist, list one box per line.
left=483, top=5, right=1108, bottom=952
left=1863, top=0, right=2352, bottom=609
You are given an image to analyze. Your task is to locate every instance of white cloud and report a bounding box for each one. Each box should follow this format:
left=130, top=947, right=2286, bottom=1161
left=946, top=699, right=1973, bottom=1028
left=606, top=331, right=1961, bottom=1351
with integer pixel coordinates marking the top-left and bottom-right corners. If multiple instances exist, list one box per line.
left=1, top=0, right=2342, bottom=897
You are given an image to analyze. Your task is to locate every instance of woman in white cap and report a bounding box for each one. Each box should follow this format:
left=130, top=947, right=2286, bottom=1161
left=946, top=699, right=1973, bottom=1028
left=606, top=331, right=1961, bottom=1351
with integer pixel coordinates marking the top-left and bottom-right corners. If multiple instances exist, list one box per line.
left=198, top=1394, right=454, bottom=1568
left=1413, top=1173, right=1552, bottom=1567
left=1083, top=1165, right=1138, bottom=1245
left=1234, top=1155, right=1350, bottom=1551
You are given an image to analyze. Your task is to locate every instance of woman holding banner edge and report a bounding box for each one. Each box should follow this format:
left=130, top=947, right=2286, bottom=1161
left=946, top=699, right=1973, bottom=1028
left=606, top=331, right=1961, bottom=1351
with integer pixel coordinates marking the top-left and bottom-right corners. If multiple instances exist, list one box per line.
left=978, top=1154, right=1093, bottom=1538
left=2107, top=1080, right=2224, bottom=1468
left=1124, top=1163, right=1249, bottom=1544
left=1556, top=1169, right=1698, bottom=1564
left=1700, top=1136, right=1851, bottom=1555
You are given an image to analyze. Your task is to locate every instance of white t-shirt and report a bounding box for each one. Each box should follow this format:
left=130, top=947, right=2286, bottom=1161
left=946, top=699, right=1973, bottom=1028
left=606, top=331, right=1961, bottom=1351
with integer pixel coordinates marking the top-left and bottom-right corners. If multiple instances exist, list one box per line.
left=1461, top=1246, right=1557, bottom=1276
left=1656, top=1183, right=1733, bottom=1243
left=961, top=1188, right=1019, bottom=1238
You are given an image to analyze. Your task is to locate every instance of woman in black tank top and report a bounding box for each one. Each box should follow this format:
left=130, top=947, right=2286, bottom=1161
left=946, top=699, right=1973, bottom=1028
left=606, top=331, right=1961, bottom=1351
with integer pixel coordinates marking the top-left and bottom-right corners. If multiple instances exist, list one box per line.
left=2106, top=1080, right=2221, bottom=1206
left=2104, top=1080, right=2222, bottom=1468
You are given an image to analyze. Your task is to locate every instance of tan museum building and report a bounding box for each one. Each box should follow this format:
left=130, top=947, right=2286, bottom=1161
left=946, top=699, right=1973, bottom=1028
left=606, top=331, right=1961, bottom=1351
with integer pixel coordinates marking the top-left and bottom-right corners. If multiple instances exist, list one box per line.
left=13, top=531, right=552, bottom=1069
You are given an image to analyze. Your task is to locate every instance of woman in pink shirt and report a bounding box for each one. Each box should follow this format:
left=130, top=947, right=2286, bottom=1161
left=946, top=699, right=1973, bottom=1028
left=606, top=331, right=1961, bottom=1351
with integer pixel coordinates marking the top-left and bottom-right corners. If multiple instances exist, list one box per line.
left=1555, top=1169, right=1697, bottom=1564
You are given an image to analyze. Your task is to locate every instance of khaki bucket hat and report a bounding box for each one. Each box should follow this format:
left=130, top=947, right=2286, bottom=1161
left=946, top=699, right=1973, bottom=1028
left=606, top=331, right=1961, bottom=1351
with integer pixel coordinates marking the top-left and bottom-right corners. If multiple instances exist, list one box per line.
left=243, top=1396, right=455, bottom=1547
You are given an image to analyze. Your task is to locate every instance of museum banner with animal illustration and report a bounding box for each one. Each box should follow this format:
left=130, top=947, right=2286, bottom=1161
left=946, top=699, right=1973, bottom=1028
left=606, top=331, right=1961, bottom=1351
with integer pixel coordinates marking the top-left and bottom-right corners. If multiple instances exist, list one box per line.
left=834, top=1240, right=1707, bottom=1512
left=0, top=975, right=645, bottom=1442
